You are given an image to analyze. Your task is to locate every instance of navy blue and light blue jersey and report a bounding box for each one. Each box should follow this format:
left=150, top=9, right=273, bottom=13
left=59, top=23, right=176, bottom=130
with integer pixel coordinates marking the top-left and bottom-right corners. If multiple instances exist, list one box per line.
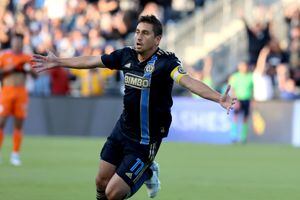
left=101, top=47, right=186, bottom=144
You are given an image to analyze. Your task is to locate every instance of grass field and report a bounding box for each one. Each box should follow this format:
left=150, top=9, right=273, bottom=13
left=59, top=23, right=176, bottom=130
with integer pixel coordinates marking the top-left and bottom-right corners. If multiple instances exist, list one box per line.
left=0, top=136, right=300, bottom=200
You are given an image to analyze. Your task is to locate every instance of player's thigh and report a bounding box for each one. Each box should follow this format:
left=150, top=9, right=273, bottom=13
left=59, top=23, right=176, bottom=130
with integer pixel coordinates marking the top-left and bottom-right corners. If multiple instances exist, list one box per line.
left=115, top=154, right=153, bottom=198
left=100, top=139, right=123, bottom=167
left=105, top=173, right=131, bottom=200
left=97, top=126, right=124, bottom=188
left=0, top=89, right=13, bottom=118
left=118, top=139, right=161, bottom=188
left=241, top=100, right=251, bottom=120
left=13, top=88, right=28, bottom=119
left=96, top=159, right=117, bottom=189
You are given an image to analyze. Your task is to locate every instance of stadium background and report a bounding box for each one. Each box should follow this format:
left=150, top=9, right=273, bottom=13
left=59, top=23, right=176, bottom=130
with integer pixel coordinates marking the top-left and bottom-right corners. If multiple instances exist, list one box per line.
left=1, top=0, right=300, bottom=199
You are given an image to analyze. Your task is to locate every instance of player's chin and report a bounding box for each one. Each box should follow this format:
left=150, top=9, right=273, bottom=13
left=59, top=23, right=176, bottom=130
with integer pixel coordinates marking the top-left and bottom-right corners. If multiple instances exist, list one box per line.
left=135, top=48, right=144, bottom=54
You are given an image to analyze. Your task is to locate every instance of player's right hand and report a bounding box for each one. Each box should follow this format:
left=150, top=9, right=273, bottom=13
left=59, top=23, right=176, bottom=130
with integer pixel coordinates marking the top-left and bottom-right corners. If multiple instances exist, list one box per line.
left=219, top=85, right=237, bottom=115
left=32, top=51, right=59, bottom=73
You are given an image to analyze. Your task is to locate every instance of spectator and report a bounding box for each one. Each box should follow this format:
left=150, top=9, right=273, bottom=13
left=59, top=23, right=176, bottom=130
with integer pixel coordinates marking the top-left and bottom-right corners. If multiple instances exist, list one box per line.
left=189, top=56, right=214, bottom=98
left=267, top=39, right=289, bottom=68
left=241, top=11, right=271, bottom=66
left=190, top=56, right=214, bottom=87
left=288, top=26, right=300, bottom=86
left=276, top=63, right=299, bottom=100
left=31, top=71, right=51, bottom=97
left=265, top=39, right=290, bottom=85
left=279, top=78, right=299, bottom=100
left=253, top=47, right=274, bottom=101
left=49, top=67, right=70, bottom=96
left=140, top=2, right=163, bottom=22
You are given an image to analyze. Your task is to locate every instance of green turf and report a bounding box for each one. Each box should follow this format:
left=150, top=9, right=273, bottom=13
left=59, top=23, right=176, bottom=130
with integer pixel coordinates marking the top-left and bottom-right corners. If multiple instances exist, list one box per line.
left=0, top=136, right=300, bottom=200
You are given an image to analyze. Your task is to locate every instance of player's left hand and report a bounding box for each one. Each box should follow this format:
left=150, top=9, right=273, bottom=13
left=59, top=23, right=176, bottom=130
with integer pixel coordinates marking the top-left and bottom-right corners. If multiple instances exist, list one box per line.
left=219, top=85, right=237, bottom=115
left=31, top=51, right=59, bottom=73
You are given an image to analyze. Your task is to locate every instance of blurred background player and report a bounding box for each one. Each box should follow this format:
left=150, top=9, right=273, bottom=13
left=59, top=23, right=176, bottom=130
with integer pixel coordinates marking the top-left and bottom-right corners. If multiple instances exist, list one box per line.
left=229, top=62, right=253, bottom=143
left=0, top=33, right=37, bottom=166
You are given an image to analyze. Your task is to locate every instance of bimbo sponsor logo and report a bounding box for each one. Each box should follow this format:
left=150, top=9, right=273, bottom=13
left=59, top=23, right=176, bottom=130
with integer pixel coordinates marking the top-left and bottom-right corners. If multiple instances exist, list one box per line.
left=124, top=73, right=150, bottom=89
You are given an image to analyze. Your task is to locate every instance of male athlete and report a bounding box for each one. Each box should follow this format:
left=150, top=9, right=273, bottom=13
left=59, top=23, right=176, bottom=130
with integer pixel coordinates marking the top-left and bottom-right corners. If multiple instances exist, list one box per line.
left=0, top=33, right=37, bottom=166
left=32, top=15, right=236, bottom=200
left=229, top=62, right=253, bottom=143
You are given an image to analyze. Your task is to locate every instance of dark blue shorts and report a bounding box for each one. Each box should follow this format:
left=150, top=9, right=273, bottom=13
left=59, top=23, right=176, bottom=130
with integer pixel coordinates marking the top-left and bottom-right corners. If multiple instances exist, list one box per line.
left=234, top=100, right=251, bottom=118
left=100, top=121, right=161, bottom=195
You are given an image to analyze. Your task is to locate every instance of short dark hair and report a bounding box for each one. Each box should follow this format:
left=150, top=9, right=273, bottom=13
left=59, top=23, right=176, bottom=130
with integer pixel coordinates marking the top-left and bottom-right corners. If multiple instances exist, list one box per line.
left=138, top=15, right=163, bottom=37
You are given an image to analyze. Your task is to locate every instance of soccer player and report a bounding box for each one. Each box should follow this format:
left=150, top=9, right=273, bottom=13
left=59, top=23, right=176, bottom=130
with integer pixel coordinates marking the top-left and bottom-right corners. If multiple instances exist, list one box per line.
left=0, top=33, right=37, bottom=166
left=32, top=15, right=236, bottom=200
left=229, top=62, right=253, bottom=143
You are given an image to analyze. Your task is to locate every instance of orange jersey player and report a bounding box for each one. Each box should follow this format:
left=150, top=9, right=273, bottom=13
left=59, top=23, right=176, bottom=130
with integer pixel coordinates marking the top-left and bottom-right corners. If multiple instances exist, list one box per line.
left=0, top=33, right=37, bottom=166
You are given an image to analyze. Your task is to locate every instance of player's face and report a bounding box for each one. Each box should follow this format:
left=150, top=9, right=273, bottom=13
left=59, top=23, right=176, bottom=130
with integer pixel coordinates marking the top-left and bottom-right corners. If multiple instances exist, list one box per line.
left=11, top=37, right=23, bottom=53
left=238, top=62, right=248, bottom=73
left=134, top=22, right=161, bottom=54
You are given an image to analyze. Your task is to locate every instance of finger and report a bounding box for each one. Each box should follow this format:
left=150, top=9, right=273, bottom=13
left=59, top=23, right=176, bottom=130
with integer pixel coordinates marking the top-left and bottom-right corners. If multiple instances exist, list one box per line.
left=31, top=58, right=45, bottom=63
left=227, top=104, right=234, bottom=115
left=33, top=54, right=47, bottom=60
left=32, top=55, right=47, bottom=62
left=221, top=85, right=231, bottom=101
left=32, top=63, right=43, bottom=68
left=35, top=67, right=49, bottom=73
left=32, top=62, right=44, bottom=67
left=224, top=85, right=231, bottom=96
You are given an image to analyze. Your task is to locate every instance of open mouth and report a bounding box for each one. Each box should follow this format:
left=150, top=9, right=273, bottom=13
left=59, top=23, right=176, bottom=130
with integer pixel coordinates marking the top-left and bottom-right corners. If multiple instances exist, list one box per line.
left=136, top=42, right=143, bottom=48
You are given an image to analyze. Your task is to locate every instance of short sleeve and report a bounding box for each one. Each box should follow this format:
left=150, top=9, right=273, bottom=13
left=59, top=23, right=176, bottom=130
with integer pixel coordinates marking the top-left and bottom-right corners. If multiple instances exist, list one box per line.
left=101, top=48, right=126, bottom=70
left=229, top=74, right=237, bottom=90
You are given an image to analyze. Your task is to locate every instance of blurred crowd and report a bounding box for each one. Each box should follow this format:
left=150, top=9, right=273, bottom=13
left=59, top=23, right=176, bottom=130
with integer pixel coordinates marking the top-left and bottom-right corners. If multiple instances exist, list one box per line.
left=189, top=3, right=300, bottom=101
left=0, top=0, right=208, bottom=97
left=0, top=0, right=299, bottom=100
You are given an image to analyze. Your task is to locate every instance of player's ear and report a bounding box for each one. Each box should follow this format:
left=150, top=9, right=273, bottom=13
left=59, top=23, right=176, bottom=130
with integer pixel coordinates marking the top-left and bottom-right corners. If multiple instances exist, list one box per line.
left=155, top=35, right=162, bottom=46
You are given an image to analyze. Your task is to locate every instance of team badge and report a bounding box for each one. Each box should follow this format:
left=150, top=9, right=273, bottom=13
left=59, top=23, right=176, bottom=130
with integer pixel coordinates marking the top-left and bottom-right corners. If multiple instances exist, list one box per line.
left=145, top=64, right=155, bottom=73
left=178, top=65, right=186, bottom=74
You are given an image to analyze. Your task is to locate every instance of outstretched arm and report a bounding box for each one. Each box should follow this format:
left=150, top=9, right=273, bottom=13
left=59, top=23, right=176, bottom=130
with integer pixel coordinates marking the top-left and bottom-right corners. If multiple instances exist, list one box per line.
left=179, top=75, right=236, bottom=114
left=32, top=51, right=106, bottom=73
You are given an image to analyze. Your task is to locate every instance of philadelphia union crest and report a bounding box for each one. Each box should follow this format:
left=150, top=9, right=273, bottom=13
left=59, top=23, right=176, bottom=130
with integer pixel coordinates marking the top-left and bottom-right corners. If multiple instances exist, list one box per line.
left=145, top=64, right=155, bottom=73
